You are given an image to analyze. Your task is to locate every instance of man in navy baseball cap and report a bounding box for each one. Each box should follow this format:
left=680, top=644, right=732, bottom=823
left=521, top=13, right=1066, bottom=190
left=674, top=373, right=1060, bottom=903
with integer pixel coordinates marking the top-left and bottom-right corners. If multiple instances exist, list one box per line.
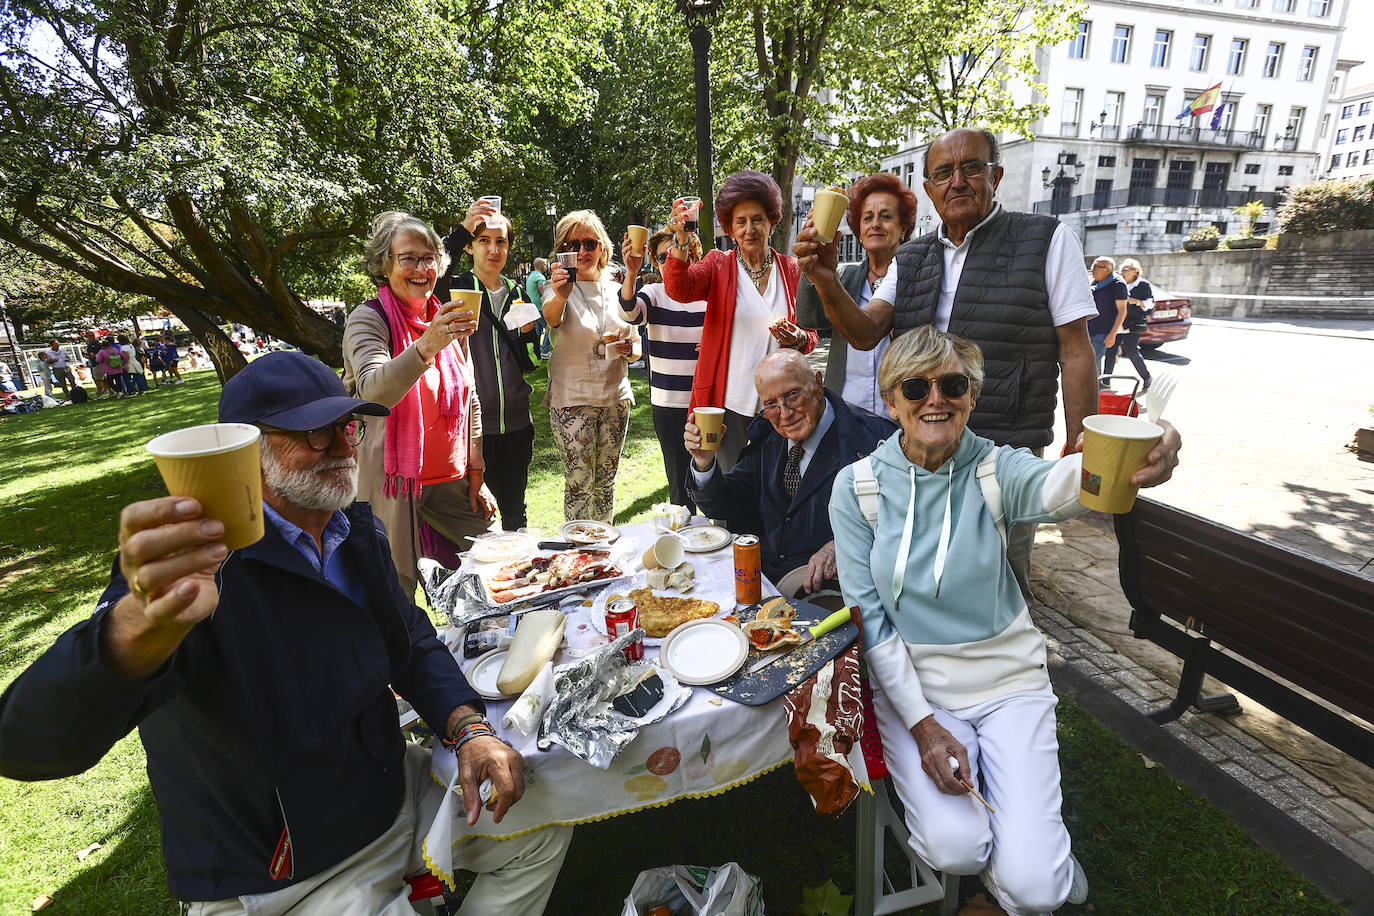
left=0, top=349, right=572, bottom=911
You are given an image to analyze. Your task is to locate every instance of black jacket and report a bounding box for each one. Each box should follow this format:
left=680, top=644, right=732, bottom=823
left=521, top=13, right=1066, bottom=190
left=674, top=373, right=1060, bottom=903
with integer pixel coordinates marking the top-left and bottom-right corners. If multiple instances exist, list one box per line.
left=687, top=388, right=895, bottom=582
left=0, top=501, right=481, bottom=901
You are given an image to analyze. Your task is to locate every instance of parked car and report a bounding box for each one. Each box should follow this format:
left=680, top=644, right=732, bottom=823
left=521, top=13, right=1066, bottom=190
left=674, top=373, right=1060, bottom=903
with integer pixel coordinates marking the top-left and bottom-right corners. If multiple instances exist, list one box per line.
left=1139, top=293, right=1191, bottom=351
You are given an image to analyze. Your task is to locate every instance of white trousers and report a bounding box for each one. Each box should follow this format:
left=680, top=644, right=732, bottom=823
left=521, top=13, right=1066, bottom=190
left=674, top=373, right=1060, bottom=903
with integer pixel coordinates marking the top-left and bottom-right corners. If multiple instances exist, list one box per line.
left=871, top=683, right=1076, bottom=916
left=188, top=743, right=572, bottom=916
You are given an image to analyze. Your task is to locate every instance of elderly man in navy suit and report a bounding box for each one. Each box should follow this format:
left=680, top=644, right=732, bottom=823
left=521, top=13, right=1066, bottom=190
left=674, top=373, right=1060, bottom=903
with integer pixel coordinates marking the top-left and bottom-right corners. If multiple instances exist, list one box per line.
left=684, top=350, right=895, bottom=592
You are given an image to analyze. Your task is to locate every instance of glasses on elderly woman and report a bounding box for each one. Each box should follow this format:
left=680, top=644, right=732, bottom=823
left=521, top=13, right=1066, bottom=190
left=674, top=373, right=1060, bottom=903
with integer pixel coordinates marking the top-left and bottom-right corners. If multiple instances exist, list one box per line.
left=560, top=239, right=600, bottom=253
left=263, top=418, right=367, bottom=451
left=393, top=254, right=439, bottom=270
left=898, top=373, right=971, bottom=402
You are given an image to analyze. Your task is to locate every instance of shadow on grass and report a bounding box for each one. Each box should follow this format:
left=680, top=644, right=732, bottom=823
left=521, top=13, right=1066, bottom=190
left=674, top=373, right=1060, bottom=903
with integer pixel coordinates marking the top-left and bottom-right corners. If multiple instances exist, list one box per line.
left=44, top=784, right=177, bottom=914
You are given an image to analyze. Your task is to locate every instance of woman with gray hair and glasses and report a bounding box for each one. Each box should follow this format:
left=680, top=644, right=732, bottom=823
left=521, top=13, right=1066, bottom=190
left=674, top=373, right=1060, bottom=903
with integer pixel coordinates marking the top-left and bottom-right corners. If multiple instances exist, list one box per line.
left=342, top=209, right=497, bottom=598
left=1104, top=257, right=1153, bottom=392
left=830, top=325, right=1181, bottom=915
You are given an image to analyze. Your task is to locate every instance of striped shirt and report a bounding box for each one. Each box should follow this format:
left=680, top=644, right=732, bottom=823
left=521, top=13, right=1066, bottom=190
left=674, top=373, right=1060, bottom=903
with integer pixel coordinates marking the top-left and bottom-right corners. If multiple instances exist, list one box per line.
left=621, top=282, right=707, bottom=409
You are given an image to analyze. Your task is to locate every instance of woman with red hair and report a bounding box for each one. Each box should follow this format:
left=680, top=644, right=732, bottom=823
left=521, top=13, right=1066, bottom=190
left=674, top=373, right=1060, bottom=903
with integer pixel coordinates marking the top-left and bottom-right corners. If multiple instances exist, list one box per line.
left=797, top=172, right=918, bottom=415
left=663, top=169, right=818, bottom=471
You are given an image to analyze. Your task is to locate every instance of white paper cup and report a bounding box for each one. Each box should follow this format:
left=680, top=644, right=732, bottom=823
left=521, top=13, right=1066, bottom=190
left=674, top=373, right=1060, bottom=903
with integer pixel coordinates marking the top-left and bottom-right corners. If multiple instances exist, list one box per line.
left=694, top=407, right=725, bottom=451
left=146, top=423, right=264, bottom=550
left=642, top=534, right=685, bottom=571
left=1080, top=414, right=1164, bottom=513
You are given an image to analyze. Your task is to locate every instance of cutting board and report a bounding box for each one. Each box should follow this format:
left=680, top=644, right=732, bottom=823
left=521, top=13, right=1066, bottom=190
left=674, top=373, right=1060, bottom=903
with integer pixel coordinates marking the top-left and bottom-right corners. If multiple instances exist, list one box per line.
left=707, top=598, right=859, bottom=706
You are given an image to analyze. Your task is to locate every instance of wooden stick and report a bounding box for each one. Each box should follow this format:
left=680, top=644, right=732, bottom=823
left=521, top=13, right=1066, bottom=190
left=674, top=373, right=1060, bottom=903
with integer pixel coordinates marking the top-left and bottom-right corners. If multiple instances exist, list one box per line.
left=959, top=779, right=996, bottom=814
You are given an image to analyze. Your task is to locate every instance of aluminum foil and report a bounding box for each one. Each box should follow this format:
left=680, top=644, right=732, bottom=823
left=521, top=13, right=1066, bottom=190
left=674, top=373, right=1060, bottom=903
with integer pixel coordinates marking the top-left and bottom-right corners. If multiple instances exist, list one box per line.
left=537, top=629, right=690, bottom=768
left=417, top=560, right=491, bottom=628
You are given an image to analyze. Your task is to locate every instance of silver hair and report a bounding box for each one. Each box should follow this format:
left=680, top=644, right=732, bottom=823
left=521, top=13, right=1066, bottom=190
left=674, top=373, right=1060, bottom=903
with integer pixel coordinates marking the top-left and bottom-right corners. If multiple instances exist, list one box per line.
left=1119, top=257, right=1143, bottom=274
left=1092, top=255, right=1116, bottom=270
left=362, top=211, right=450, bottom=284
left=878, top=325, right=985, bottom=398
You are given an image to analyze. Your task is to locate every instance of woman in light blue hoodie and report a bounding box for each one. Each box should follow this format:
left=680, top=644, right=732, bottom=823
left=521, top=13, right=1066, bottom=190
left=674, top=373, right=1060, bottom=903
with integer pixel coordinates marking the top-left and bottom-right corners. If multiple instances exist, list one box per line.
left=830, top=325, right=1179, bottom=915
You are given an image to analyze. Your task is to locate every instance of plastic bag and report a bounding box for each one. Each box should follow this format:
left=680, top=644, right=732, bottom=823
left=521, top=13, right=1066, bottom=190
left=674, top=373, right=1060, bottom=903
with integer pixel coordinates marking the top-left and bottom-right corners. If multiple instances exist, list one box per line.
left=621, top=862, right=764, bottom=916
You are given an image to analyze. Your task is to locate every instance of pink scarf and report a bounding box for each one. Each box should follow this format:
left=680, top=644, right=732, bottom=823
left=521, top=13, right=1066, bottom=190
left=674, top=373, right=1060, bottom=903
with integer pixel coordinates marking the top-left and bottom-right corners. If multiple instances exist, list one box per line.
left=375, top=284, right=470, bottom=498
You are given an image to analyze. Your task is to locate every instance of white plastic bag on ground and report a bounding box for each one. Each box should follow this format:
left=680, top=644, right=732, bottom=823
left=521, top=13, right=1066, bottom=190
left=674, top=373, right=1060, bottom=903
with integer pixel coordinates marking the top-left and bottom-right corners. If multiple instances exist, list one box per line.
left=621, top=862, right=764, bottom=916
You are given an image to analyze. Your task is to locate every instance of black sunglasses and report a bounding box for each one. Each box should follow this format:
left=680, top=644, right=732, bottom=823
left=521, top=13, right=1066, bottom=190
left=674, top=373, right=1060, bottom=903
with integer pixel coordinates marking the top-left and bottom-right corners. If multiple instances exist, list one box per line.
left=654, top=251, right=669, bottom=264
left=560, top=239, right=600, bottom=253
left=898, top=373, right=971, bottom=402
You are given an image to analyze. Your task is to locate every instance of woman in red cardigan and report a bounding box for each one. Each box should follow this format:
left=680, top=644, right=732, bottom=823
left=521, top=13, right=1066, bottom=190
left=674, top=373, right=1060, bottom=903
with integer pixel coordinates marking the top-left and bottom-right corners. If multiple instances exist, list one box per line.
left=662, top=169, right=818, bottom=471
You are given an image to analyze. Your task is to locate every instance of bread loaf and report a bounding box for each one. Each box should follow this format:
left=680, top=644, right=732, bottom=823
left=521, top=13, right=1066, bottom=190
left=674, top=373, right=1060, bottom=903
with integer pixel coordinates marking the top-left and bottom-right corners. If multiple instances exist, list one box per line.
left=496, top=609, right=566, bottom=695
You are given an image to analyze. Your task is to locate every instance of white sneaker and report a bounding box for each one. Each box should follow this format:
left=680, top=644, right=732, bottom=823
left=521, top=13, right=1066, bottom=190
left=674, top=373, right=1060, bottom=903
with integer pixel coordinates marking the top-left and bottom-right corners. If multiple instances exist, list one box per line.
left=1067, top=852, right=1089, bottom=905
left=979, top=865, right=1009, bottom=910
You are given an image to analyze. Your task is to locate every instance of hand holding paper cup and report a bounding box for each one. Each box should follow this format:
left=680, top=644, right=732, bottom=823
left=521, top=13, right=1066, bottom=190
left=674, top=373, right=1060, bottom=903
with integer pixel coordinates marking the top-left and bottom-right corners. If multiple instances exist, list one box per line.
left=1079, top=414, right=1164, bottom=513
left=626, top=224, right=649, bottom=256
left=811, top=187, right=850, bottom=244
left=693, top=406, right=725, bottom=451
left=146, top=423, right=264, bottom=550
left=448, top=289, right=482, bottom=321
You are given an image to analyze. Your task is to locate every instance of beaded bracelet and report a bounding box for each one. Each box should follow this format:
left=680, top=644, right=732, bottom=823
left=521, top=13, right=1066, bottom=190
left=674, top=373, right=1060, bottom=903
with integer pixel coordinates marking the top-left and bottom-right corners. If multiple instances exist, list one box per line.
left=440, top=714, right=486, bottom=750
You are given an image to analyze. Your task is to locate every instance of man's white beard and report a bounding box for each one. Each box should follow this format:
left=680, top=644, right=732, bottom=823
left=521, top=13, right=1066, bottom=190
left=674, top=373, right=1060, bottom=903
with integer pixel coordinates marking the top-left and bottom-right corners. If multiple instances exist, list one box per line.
left=261, top=442, right=358, bottom=513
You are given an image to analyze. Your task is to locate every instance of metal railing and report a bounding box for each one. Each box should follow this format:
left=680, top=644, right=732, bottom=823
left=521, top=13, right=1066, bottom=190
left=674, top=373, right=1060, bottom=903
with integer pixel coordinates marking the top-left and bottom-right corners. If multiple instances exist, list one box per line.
left=1031, top=186, right=1281, bottom=215
left=1124, top=121, right=1266, bottom=149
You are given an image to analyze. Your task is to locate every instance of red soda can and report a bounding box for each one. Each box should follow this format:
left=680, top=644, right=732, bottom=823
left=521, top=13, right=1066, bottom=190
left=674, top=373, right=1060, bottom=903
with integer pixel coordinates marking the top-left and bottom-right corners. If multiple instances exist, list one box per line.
left=733, top=534, right=762, bottom=605
left=605, top=598, right=644, bottom=661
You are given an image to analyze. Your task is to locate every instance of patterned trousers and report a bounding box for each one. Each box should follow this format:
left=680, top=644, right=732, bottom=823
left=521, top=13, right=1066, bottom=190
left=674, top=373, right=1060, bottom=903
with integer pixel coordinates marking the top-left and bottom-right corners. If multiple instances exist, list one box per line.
left=549, top=400, right=632, bottom=523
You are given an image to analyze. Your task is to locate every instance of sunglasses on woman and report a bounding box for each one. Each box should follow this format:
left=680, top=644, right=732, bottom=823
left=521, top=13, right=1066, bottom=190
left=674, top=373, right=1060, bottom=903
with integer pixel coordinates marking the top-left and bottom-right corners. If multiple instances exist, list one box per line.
left=654, top=251, right=669, bottom=264
left=898, top=373, right=971, bottom=402
left=560, top=239, right=600, bottom=253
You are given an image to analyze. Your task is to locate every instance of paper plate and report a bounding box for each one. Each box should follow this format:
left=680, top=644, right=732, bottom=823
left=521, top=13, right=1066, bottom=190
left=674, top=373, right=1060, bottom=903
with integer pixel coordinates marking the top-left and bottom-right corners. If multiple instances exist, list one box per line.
left=465, top=650, right=517, bottom=700
left=676, top=524, right=732, bottom=553
left=657, top=618, right=748, bottom=686
left=468, top=531, right=537, bottom=565
left=559, top=520, right=621, bottom=545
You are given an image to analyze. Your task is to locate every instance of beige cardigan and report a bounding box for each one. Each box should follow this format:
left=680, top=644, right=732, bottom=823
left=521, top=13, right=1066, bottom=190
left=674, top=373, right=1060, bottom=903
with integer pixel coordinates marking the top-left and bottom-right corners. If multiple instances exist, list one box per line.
left=341, top=302, right=484, bottom=590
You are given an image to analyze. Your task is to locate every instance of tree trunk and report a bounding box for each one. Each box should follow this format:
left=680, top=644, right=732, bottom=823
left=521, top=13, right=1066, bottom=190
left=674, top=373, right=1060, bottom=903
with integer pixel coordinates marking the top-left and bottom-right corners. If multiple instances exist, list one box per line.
left=167, top=305, right=248, bottom=384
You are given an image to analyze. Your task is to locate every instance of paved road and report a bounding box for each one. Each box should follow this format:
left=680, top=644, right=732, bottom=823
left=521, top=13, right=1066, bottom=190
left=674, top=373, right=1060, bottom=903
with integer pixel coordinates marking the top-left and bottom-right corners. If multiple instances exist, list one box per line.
left=1048, top=316, right=1374, bottom=572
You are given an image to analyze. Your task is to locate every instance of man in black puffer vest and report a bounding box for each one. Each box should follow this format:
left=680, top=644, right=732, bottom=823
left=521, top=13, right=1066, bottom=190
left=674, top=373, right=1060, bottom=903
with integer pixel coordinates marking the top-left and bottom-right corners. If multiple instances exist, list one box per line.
left=795, top=127, right=1104, bottom=600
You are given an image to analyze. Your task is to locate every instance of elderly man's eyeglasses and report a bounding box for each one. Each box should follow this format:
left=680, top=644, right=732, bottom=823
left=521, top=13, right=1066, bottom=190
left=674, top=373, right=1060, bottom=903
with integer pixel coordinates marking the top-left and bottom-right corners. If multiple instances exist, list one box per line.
left=898, top=374, right=971, bottom=402
left=393, top=254, right=439, bottom=271
left=264, top=419, right=367, bottom=451
left=927, top=160, right=997, bottom=186
left=761, top=388, right=808, bottom=416
left=560, top=239, right=600, bottom=253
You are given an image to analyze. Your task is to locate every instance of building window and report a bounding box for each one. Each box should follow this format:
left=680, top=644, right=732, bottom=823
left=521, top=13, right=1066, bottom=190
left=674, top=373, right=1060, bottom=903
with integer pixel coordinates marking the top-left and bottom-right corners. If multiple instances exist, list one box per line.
left=1191, top=35, right=1210, bottom=71
left=1337, top=128, right=1348, bottom=144
left=1236, top=0, right=1258, bottom=6
left=1112, top=26, right=1131, bottom=63
left=1152, top=30, right=1171, bottom=67
left=1355, top=126, right=1367, bottom=142
left=1298, top=46, right=1317, bottom=81
left=1098, top=155, right=1117, bottom=167
left=1244, top=163, right=1261, bottom=174
left=1129, top=158, right=1159, bottom=204
left=904, top=162, right=915, bottom=187
left=1062, top=88, right=1083, bottom=136
left=1253, top=104, right=1271, bottom=137
left=1143, top=94, right=1164, bottom=126
left=1320, top=114, right=1330, bottom=138
left=1309, top=0, right=1330, bottom=14
left=1286, top=107, right=1304, bottom=140
left=1330, top=154, right=1342, bottom=169
left=1360, top=102, right=1372, bottom=117
left=1228, top=39, right=1247, bottom=75
left=1365, top=149, right=1374, bottom=165
left=1343, top=104, right=1355, bottom=119
left=1166, top=220, right=1184, bottom=234
left=1273, top=0, right=1294, bottom=10
left=1263, top=43, right=1283, bottom=78
left=1213, top=102, right=1235, bottom=132
left=1103, top=91, right=1123, bottom=134
left=1278, top=165, right=1294, bottom=175
left=1349, top=152, right=1360, bottom=167
left=1093, top=178, right=1113, bottom=209
left=1069, top=21, right=1089, bottom=59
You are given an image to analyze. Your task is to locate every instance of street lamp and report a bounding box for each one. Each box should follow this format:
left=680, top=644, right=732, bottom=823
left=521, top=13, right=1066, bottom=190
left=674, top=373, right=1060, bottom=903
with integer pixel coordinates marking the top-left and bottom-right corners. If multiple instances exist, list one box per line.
left=545, top=200, right=558, bottom=250
left=676, top=0, right=724, bottom=250
left=1041, top=151, right=1085, bottom=216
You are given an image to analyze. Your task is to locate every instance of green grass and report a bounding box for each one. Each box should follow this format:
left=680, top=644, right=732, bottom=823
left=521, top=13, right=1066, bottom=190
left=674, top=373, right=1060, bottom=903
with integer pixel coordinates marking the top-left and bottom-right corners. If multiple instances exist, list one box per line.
left=0, top=366, right=1342, bottom=913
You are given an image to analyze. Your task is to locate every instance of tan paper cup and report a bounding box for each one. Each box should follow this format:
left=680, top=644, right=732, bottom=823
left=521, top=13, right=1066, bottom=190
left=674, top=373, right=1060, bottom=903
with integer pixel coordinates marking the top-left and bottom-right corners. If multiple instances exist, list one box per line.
left=627, top=224, right=649, bottom=255
left=1080, top=414, right=1163, bottom=513
left=146, top=423, right=264, bottom=550
left=642, top=534, right=685, bottom=571
left=694, top=407, right=725, bottom=451
left=812, top=189, right=850, bottom=244
left=450, top=289, right=483, bottom=318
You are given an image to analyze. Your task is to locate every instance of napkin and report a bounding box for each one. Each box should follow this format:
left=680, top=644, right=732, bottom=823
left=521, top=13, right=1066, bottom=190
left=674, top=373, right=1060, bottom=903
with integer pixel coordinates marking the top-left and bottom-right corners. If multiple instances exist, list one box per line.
left=503, top=299, right=541, bottom=331
left=502, top=661, right=555, bottom=737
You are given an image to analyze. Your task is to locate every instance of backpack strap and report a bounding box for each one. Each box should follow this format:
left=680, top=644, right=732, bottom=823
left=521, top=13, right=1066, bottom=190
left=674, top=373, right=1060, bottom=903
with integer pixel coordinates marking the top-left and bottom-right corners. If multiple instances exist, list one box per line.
left=364, top=298, right=392, bottom=352
left=852, top=456, right=880, bottom=527
left=977, top=445, right=1006, bottom=547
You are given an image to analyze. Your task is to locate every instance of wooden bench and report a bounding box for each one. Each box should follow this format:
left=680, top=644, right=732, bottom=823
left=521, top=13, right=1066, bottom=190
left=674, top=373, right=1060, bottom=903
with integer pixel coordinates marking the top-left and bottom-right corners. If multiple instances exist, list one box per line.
left=1114, top=497, right=1374, bottom=767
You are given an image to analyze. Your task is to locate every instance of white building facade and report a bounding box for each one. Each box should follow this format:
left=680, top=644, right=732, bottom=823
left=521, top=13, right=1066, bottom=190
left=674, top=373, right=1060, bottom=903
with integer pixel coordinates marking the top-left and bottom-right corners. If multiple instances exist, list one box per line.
left=871, top=0, right=1355, bottom=256
left=1325, top=81, right=1374, bottom=180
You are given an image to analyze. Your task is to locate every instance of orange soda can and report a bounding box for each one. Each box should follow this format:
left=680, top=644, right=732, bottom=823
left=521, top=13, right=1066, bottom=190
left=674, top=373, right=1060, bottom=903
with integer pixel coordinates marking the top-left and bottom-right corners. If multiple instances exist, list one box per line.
left=733, top=534, right=762, bottom=605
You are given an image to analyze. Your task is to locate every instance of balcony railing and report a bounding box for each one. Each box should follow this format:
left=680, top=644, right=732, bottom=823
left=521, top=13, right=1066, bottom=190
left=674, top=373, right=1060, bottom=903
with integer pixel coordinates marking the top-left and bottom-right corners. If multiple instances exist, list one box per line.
left=1031, top=186, right=1281, bottom=215
left=1124, top=121, right=1265, bottom=149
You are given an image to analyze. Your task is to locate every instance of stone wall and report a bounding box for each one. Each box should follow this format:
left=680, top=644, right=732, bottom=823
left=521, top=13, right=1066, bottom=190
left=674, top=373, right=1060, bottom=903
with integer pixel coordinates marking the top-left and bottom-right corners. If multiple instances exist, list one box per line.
left=1094, top=229, right=1374, bottom=319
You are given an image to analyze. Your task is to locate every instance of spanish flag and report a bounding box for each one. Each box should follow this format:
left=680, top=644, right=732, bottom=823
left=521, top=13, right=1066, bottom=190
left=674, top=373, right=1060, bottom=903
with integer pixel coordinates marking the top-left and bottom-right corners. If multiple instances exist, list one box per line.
left=1175, top=82, right=1223, bottom=119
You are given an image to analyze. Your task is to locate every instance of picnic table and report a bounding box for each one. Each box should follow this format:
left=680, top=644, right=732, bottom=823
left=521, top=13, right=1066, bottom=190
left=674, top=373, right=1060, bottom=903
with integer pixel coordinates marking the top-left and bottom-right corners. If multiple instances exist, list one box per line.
left=419, top=520, right=864, bottom=877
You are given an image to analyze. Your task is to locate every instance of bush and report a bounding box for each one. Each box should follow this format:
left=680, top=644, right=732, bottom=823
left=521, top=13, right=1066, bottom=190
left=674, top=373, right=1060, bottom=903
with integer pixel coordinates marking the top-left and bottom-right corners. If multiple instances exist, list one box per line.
left=1277, top=178, right=1374, bottom=235
left=1187, top=224, right=1220, bottom=241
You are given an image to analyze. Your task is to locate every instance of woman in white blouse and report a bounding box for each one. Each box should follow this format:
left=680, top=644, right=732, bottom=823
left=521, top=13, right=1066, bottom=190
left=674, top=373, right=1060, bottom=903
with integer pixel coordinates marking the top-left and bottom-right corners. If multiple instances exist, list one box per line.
left=1105, top=257, right=1153, bottom=392
left=541, top=210, right=641, bottom=522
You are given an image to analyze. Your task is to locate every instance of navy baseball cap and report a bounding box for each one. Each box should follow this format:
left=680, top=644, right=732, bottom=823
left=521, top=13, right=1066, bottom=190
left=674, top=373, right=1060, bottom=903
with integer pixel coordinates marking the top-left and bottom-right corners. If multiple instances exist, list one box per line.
left=218, top=351, right=389, bottom=430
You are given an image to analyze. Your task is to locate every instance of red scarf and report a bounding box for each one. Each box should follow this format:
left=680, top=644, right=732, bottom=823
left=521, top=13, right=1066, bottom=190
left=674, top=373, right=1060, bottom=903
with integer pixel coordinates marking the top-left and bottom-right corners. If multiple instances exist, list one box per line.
left=375, top=285, right=470, bottom=498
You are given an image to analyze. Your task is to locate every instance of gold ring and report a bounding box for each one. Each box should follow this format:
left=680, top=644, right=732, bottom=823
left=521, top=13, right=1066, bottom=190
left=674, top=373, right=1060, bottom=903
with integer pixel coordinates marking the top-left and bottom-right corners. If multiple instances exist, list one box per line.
left=129, top=573, right=150, bottom=601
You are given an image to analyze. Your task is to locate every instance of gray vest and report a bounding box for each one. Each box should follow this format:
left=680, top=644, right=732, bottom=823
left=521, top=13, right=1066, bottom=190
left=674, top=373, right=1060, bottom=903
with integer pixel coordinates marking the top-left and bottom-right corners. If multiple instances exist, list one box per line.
left=892, top=208, right=1061, bottom=449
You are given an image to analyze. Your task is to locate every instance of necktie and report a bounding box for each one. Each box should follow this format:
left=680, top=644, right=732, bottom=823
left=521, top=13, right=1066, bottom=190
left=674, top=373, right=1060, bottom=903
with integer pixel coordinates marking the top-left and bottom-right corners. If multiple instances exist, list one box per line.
left=784, top=444, right=805, bottom=502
